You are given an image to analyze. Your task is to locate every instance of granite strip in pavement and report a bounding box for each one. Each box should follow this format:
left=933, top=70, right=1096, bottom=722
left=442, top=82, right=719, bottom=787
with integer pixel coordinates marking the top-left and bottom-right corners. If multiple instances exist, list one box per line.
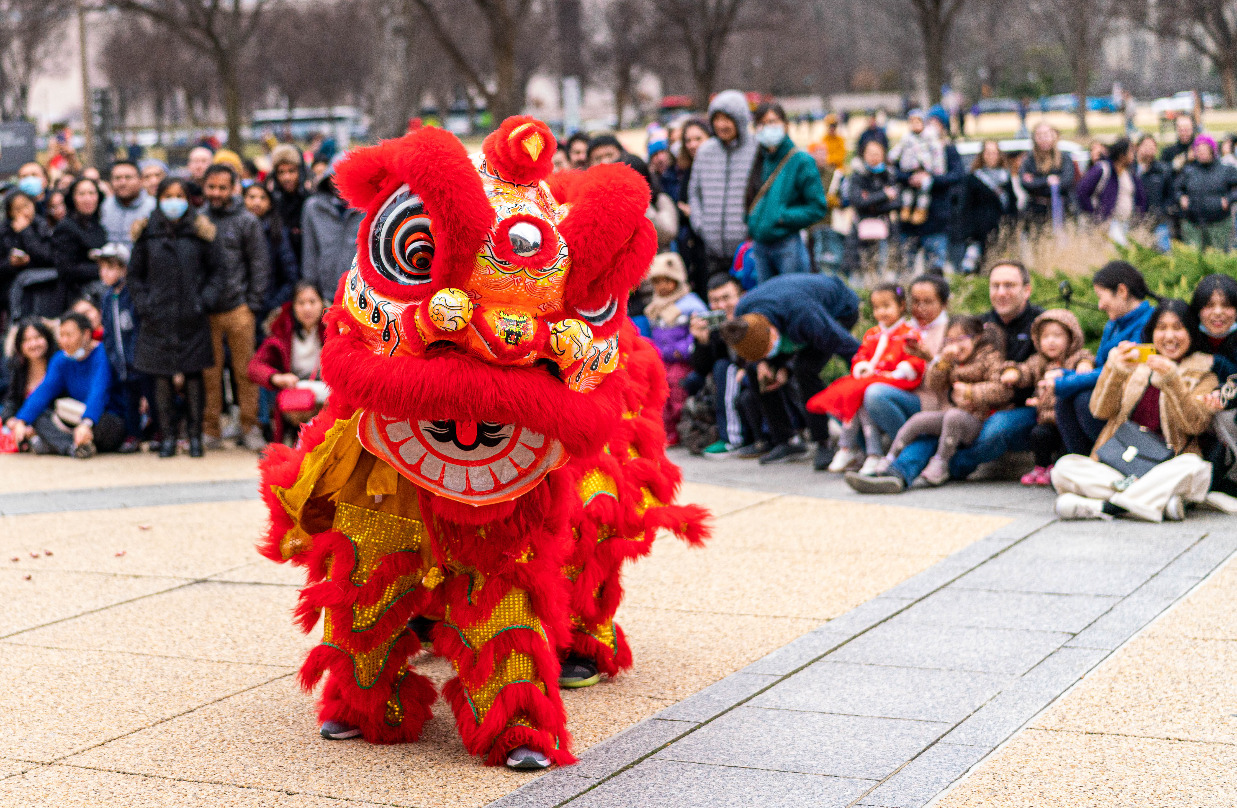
left=0, top=479, right=260, bottom=515
left=491, top=487, right=1234, bottom=808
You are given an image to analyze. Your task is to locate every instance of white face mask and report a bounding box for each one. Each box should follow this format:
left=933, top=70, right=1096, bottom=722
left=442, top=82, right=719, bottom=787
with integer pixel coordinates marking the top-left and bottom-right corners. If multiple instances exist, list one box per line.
left=757, top=123, right=786, bottom=149
left=70, top=347, right=87, bottom=360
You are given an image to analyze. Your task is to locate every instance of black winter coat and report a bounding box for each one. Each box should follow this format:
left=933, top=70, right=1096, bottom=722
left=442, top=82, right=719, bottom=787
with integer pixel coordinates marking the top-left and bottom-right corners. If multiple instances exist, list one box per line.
left=1176, top=160, right=1237, bottom=224
left=848, top=162, right=900, bottom=218
left=954, top=171, right=1014, bottom=244
left=0, top=217, right=54, bottom=308
left=52, top=213, right=107, bottom=304
left=128, top=211, right=220, bottom=376
left=1018, top=151, right=1077, bottom=218
left=1136, top=159, right=1173, bottom=219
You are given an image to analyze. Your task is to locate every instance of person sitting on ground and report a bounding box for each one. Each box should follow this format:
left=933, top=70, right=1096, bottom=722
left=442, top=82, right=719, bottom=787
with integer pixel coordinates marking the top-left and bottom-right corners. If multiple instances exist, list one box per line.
left=849, top=261, right=1043, bottom=493
left=1191, top=274, right=1237, bottom=497
left=248, top=281, right=328, bottom=445
left=688, top=273, right=747, bottom=455
left=644, top=253, right=707, bottom=444
left=7, top=311, right=123, bottom=457
left=857, top=274, right=951, bottom=469
left=129, top=177, right=220, bottom=458
left=808, top=282, right=925, bottom=474
left=69, top=295, right=104, bottom=342
left=873, top=316, right=1011, bottom=485
left=1, top=318, right=57, bottom=425
left=720, top=273, right=861, bottom=468
left=96, top=243, right=143, bottom=453
left=999, top=309, right=1094, bottom=486
left=1054, top=261, right=1156, bottom=457
left=1053, top=300, right=1218, bottom=522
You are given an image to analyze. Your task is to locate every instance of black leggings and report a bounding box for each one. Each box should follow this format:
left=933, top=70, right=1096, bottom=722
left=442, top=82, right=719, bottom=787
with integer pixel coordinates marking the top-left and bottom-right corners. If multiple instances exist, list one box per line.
left=153, top=372, right=204, bottom=441
left=1028, top=421, right=1064, bottom=467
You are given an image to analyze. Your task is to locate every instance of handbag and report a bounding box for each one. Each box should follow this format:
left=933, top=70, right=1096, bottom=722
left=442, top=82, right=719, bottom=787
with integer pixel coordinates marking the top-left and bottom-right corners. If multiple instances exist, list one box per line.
left=857, top=217, right=890, bottom=241
left=277, top=387, right=317, bottom=413
left=1096, top=421, right=1173, bottom=480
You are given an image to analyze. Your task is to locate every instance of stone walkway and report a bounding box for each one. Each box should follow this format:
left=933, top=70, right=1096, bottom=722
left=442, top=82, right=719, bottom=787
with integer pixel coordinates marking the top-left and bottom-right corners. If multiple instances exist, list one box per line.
left=490, top=454, right=1237, bottom=808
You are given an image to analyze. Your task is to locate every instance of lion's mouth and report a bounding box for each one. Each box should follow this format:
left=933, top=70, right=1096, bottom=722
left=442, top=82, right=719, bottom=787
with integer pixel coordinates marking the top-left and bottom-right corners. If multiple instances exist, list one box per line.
left=358, top=411, right=566, bottom=505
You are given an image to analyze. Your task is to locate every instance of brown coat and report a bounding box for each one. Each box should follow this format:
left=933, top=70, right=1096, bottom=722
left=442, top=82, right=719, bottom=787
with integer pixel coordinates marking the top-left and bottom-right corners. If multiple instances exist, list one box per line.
left=924, top=343, right=1012, bottom=419
left=1088, top=351, right=1218, bottom=459
left=1003, top=308, right=1094, bottom=424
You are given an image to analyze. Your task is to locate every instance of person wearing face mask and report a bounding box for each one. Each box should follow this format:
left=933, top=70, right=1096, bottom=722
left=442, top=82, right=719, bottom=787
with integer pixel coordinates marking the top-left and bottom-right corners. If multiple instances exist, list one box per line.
left=1190, top=274, right=1237, bottom=499
left=128, top=177, right=221, bottom=458
left=688, top=90, right=757, bottom=277
left=15, top=162, right=50, bottom=215
left=7, top=312, right=124, bottom=457
left=743, top=102, right=828, bottom=283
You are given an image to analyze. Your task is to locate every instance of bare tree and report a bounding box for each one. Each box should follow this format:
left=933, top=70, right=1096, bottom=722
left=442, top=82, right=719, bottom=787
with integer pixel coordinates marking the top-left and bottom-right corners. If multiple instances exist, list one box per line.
left=1034, top=0, right=1121, bottom=135
left=1127, top=0, right=1237, bottom=107
left=650, top=0, right=747, bottom=109
left=108, top=0, right=273, bottom=148
left=874, top=0, right=969, bottom=104
left=409, top=0, right=545, bottom=124
left=588, top=0, right=659, bottom=128
left=0, top=0, right=73, bottom=121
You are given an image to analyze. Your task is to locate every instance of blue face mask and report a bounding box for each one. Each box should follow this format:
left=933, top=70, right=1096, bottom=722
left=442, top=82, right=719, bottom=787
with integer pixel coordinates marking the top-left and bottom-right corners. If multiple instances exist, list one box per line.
left=870, top=163, right=887, bottom=173
left=160, top=197, right=189, bottom=220
left=18, top=176, right=44, bottom=197
left=756, top=123, right=786, bottom=149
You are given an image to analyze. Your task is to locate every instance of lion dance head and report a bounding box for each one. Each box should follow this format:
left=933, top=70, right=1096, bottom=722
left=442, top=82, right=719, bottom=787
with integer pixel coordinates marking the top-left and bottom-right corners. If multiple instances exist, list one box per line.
left=324, top=116, right=656, bottom=510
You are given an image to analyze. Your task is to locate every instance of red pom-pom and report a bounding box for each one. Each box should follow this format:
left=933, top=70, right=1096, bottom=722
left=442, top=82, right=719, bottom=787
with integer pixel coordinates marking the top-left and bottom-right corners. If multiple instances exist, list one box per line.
left=482, top=116, right=556, bottom=186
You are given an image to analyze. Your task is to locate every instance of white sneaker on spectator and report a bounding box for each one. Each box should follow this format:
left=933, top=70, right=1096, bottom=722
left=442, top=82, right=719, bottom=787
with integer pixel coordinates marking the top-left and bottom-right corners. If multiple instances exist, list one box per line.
left=203, top=436, right=225, bottom=451
left=1055, top=493, right=1108, bottom=520
left=242, top=426, right=267, bottom=452
left=827, top=447, right=858, bottom=473
left=870, top=452, right=896, bottom=475
left=1164, top=495, right=1186, bottom=522
left=858, top=455, right=883, bottom=476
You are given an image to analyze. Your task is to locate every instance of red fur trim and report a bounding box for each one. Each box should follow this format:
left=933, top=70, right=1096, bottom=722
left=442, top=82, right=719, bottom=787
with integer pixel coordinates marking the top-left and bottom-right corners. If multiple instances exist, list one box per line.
left=442, top=677, right=573, bottom=764
left=488, top=726, right=577, bottom=767
left=546, top=170, right=585, bottom=204
left=482, top=117, right=556, bottom=186
left=333, top=128, right=494, bottom=301
left=559, top=164, right=658, bottom=332
left=320, top=319, right=625, bottom=459
left=308, top=641, right=436, bottom=744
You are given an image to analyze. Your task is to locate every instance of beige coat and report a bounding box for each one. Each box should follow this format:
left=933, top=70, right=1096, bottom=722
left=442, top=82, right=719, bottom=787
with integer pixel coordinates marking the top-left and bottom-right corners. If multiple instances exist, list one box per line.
left=1089, top=352, right=1218, bottom=460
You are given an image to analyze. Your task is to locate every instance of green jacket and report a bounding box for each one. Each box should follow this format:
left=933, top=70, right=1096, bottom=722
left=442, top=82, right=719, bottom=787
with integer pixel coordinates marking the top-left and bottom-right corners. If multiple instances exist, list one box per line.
left=745, top=137, right=829, bottom=244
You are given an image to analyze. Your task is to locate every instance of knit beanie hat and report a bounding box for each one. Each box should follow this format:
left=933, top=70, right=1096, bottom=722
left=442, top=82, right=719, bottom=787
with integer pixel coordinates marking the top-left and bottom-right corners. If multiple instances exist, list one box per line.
left=721, top=313, right=774, bottom=362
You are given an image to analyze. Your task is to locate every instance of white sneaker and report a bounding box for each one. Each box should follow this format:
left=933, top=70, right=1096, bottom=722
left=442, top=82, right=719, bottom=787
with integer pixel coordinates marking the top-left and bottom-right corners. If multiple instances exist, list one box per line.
left=1164, top=495, right=1185, bottom=522
left=241, top=426, right=268, bottom=452
left=827, top=447, right=858, bottom=473
left=1055, top=493, right=1108, bottom=520
left=858, top=455, right=883, bottom=476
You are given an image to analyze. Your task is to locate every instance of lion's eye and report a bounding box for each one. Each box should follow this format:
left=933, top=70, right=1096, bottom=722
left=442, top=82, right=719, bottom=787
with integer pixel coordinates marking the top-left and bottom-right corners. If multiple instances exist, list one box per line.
left=576, top=297, right=618, bottom=327
left=508, top=221, right=542, bottom=257
left=371, top=186, right=434, bottom=285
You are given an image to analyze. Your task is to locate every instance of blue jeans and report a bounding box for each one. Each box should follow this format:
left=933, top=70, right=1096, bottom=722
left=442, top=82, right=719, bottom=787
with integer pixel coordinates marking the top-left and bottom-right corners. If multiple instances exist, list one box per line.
left=889, top=406, right=1038, bottom=484
left=750, top=234, right=811, bottom=284
left=900, top=231, right=949, bottom=274
left=1054, top=388, right=1104, bottom=456
left=863, top=384, right=921, bottom=441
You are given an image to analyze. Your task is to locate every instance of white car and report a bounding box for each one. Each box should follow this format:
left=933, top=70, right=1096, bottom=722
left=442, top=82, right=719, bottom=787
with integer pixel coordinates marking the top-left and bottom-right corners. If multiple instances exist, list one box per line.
left=1151, top=91, right=1220, bottom=116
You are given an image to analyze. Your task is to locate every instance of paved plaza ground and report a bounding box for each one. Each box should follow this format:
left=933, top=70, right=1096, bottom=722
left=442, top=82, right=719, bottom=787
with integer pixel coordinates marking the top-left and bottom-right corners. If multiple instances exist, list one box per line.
left=0, top=447, right=1233, bottom=807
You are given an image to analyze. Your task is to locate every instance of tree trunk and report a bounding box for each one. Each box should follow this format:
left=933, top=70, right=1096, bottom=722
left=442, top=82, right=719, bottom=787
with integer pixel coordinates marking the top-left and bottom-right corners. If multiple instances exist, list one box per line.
left=490, top=28, right=519, bottom=124
left=1073, top=52, right=1090, bottom=137
left=217, top=52, right=245, bottom=150
left=922, top=13, right=945, bottom=105
left=694, top=66, right=713, bottom=115
left=1221, top=56, right=1237, bottom=110
left=615, top=67, right=631, bottom=130
left=154, top=90, right=165, bottom=146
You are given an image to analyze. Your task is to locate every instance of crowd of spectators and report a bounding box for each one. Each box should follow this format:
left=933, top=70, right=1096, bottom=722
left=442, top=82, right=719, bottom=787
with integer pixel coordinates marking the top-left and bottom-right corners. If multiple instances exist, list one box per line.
left=545, top=92, right=1237, bottom=523
left=0, top=139, right=339, bottom=458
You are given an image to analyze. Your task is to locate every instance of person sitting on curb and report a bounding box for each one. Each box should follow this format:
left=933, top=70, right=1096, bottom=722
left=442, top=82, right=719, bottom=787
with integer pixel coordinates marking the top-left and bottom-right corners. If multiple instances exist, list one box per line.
left=847, top=260, right=1042, bottom=493
left=7, top=311, right=123, bottom=457
left=720, top=273, right=860, bottom=469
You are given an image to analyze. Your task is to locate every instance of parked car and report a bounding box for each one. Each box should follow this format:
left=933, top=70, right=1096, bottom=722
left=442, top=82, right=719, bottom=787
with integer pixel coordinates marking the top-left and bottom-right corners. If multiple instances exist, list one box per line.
left=1151, top=91, right=1221, bottom=117
left=954, top=138, right=1090, bottom=171
left=974, top=98, right=1020, bottom=115
left=1036, top=94, right=1123, bottom=113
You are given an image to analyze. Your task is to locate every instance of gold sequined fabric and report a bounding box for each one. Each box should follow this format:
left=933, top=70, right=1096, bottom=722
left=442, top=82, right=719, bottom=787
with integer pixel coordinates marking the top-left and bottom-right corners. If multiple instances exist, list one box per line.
left=463, top=651, right=540, bottom=721
left=448, top=587, right=548, bottom=724
left=334, top=502, right=426, bottom=585
left=352, top=573, right=422, bottom=632
left=457, top=588, right=544, bottom=648
left=578, top=468, right=618, bottom=506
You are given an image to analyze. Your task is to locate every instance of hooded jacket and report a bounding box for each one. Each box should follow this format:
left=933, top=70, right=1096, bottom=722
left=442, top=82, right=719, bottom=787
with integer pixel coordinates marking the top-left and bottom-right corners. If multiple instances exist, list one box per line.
left=1003, top=308, right=1094, bottom=424
left=687, top=90, right=757, bottom=261
left=1176, top=159, right=1237, bottom=224
left=733, top=274, right=860, bottom=362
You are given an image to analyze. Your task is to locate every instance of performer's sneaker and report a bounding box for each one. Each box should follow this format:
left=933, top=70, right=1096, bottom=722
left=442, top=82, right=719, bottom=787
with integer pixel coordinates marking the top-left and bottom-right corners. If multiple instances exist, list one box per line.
left=558, top=655, right=601, bottom=688
left=505, top=745, right=551, bottom=770
left=320, top=720, right=363, bottom=740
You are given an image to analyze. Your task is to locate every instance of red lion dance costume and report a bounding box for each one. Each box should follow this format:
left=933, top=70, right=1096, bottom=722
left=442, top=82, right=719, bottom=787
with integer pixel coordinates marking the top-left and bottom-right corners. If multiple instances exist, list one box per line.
left=258, top=117, right=709, bottom=769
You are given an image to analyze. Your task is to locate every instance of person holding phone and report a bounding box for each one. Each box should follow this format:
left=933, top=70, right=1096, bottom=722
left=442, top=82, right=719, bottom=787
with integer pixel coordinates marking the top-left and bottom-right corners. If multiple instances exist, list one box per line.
left=0, top=191, right=54, bottom=322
